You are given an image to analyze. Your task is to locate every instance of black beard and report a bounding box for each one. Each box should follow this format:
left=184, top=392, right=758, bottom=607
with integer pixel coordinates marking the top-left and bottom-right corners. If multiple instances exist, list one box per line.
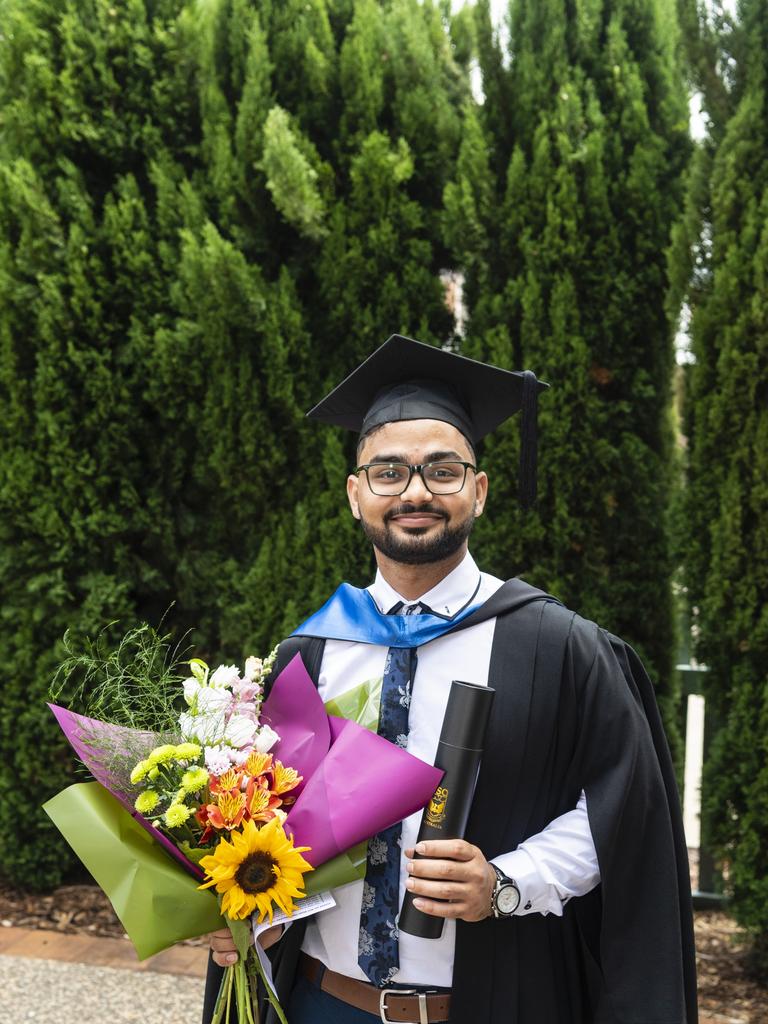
left=359, top=503, right=476, bottom=566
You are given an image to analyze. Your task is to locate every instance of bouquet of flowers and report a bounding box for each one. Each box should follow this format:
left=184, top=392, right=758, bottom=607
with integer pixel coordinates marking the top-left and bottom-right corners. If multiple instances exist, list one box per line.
left=45, top=625, right=441, bottom=1024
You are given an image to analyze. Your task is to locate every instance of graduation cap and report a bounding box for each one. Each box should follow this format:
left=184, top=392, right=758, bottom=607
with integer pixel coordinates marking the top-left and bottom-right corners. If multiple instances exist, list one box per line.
left=307, top=334, right=548, bottom=506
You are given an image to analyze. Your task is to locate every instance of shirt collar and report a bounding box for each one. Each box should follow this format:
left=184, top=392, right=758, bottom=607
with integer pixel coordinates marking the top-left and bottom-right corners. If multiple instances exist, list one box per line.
left=368, top=551, right=483, bottom=619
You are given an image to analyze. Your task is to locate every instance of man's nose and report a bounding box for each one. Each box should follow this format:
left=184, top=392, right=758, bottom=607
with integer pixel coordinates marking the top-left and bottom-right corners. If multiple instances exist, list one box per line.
left=400, top=469, right=433, bottom=502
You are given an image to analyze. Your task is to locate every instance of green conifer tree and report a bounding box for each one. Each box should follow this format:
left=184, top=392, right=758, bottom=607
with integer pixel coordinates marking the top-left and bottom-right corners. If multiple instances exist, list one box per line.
left=0, top=0, right=468, bottom=885
left=677, top=0, right=768, bottom=973
left=445, top=0, right=690, bottom=722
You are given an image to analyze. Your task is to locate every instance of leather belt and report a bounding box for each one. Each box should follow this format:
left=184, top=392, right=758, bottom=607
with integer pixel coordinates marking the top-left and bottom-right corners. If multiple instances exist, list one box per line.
left=299, top=953, right=451, bottom=1023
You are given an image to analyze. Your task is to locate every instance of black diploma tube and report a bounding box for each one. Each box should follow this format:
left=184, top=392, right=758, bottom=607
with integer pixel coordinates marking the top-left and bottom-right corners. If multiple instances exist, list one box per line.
left=398, top=679, right=495, bottom=939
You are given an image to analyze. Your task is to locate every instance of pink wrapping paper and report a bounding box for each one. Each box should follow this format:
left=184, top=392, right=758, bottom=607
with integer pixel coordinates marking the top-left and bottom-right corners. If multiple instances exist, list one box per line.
left=50, top=653, right=442, bottom=873
left=264, top=656, right=443, bottom=864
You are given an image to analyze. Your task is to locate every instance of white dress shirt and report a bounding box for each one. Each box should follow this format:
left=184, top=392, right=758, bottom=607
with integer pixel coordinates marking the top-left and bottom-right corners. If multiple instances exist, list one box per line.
left=300, top=552, right=600, bottom=987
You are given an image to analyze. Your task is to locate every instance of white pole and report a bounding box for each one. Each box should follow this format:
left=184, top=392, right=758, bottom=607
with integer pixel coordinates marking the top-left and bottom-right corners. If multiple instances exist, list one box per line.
left=683, top=693, right=706, bottom=850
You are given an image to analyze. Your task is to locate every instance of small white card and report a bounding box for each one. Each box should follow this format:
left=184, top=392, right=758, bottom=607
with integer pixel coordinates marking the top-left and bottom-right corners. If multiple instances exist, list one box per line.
left=252, top=892, right=337, bottom=993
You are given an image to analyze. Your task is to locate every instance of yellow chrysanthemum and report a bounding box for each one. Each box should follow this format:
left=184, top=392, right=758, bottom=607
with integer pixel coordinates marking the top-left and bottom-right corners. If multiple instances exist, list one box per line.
left=174, top=742, right=202, bottom=761
left=198, top=817, right=313, bottom=923
left=182, top=767, right=209, bottom=792
left=130, top=760, right=150, bottom=785
left=134, top=790, right=159, bottom=814
left=164, top=802, right=192, bottom=827
left=147, top=744, right=177, bottom=765
left=244, top=752, right=272, bottom=778
left=271, top=760, right=302, bottom=796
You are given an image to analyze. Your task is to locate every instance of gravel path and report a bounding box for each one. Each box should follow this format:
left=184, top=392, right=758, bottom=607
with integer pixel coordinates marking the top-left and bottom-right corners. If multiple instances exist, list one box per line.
left=0, top=954, right=204, bottom=1024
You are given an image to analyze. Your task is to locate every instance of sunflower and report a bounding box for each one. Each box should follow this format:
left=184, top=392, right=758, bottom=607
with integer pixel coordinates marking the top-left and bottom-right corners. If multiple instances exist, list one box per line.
left=198, top=817, right=312, bottom=922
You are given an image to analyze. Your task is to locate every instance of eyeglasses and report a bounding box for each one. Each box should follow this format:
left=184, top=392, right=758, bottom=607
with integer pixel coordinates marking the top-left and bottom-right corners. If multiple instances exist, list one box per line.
left=355, top=461, right=477, bottom=496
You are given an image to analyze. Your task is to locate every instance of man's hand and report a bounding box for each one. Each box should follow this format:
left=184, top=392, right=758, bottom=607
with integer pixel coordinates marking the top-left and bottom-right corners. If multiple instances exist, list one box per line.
left=404, top=839, right=496, bottom=922
left=209, top=924, right=283, bottom=966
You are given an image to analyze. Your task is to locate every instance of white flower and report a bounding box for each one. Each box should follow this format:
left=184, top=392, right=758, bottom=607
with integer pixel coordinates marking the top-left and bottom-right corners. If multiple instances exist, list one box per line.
left=179, top=710, right=227, bottom=745
left=386, top=920, right=399, bottom=941
left=243, top=656, right=263, bottom=681
left=230, top=747, right=251, bottom=766
left=396, top=734, right=408, bottom=748
left=210, top=664, right=242, bottom=688
left=204, top=746, right=231, bottom=776
left=398, top=685, right=411, bottom=709
left=183, top=677, right=203, bottom=706
left=253, top=724, right=280, bottom=753
left=196, top=686, right=232, bottom=715
left=224, top=713, right=258, bottom=749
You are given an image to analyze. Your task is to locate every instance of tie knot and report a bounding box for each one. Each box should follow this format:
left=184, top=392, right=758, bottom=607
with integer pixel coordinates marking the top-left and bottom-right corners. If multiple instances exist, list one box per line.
left=388, top=601, right=424, bottom=616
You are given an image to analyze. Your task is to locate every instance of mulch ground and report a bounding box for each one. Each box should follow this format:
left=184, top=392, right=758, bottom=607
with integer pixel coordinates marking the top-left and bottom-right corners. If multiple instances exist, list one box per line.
left=1, top=884, right=766, bottom=1021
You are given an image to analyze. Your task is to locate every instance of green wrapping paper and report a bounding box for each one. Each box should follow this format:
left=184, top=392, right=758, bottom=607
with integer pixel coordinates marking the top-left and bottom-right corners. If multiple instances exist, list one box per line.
left=43, top=782, right=223, bottom=958
left=43, top=677, right=380, bottom=960
left=324, top=676, right=382, bottom=733
left=44, top=783, right=368, bottom=959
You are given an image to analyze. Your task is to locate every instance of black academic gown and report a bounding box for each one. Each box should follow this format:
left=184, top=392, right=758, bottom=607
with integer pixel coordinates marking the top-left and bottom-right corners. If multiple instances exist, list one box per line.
left=203, top=580, right=697, bottom=1024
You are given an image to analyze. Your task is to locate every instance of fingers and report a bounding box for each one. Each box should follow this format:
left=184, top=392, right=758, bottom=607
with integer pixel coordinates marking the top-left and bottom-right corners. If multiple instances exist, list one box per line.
left=403, top=843, right=495, bottom=923
left=406, top=875, right=467, bottom=900
left=409, top=896, right=467, bottom=919
left=209, top=927, right=250, bottom=967
left=405, top=839, right=477, bottom=861
left=405, top=853, right=477, bottom=882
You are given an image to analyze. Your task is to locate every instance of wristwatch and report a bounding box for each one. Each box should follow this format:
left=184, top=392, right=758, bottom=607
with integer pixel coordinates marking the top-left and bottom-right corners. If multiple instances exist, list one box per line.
left=490, top=864, right=521, bottom=918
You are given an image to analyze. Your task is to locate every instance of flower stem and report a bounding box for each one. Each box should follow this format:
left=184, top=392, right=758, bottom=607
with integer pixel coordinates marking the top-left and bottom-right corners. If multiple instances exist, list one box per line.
left=248, top=947, right=289, bottom=1024
left=211, top=965, right=234, bottom=1024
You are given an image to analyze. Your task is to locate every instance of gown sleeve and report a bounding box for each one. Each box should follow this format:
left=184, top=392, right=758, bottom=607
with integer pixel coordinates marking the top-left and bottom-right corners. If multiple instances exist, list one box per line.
left=571, top=624, right=697, bottom=1024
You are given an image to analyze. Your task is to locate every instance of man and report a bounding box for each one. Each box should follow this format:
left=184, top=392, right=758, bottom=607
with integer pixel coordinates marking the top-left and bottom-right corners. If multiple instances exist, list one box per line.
left=205, top=335, right=697, bottom=1023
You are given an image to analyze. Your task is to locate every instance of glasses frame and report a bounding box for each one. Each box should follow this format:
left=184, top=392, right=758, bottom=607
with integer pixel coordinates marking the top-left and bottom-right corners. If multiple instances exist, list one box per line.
left=354, top=460, right=477, bottom=497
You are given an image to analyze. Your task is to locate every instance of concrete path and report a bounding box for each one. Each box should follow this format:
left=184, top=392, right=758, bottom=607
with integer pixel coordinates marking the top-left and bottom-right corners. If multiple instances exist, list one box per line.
left=0, top=926, right=207, bottom=1024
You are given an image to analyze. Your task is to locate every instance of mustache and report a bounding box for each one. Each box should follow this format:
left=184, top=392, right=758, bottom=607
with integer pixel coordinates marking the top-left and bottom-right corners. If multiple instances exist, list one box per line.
left=384, top=503, right=447, bottom=523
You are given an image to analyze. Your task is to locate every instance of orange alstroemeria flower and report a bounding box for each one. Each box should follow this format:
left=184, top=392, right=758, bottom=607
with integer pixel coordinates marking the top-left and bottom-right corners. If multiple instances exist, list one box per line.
left=206, top=790, right=247, bottom=831
left=272, top=760, right=302, bottom=796
left=245, top=777, right=283, bottom=823
left=210, top=768, right=244, bottom=796
left=244, top=752, right=273, bottom=778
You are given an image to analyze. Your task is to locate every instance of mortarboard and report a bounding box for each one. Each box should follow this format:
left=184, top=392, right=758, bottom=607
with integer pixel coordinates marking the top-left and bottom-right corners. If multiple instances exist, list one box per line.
left=307, top=334, right=548, bottom=506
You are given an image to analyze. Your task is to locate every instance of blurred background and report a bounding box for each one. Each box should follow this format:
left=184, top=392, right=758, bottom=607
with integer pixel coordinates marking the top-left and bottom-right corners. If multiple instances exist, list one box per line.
left=0, top=0, right=765, bottom=1019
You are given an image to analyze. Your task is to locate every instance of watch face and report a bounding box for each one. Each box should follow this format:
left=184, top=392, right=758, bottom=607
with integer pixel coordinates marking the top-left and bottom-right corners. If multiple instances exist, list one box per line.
left=496, top=883, right=520, bottom=915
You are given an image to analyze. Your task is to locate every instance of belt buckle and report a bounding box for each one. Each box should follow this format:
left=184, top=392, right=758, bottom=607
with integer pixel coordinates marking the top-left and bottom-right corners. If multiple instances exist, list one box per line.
left=379, top=987, right=433, bottom=1024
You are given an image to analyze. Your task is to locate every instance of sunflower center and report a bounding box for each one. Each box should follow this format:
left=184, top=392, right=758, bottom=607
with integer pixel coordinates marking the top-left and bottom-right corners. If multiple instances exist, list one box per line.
left=235, top=851, right=278, bottom=894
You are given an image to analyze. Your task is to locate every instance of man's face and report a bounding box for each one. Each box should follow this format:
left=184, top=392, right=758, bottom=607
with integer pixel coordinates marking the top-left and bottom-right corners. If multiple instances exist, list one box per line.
left=346, top=419, right=489, bottom=566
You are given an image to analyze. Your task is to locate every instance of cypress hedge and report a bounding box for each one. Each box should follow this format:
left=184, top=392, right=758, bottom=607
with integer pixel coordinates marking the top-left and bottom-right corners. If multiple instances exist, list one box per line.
left=0, top=0, right=468, bottom=887
left=676, top=0, right=768, bottom=975
left=445, top=0, right=691, bottom=727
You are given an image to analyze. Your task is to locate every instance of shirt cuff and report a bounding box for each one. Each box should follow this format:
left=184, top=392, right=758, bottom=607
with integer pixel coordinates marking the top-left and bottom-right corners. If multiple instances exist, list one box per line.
left=490, top=792, right=601, bottom=918
left=490, top=848, right=566, bottom=917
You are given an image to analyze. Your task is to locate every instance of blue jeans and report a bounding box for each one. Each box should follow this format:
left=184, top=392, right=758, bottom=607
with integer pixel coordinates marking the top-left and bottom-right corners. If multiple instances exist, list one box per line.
left=286, top=975, right=380, bottom=1023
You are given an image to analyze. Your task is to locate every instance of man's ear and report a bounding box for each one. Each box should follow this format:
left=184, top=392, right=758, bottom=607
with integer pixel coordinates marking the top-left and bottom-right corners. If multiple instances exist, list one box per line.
left=474, top=470, right=489, bottom=516
left=347, top=473, right=361, bottom=519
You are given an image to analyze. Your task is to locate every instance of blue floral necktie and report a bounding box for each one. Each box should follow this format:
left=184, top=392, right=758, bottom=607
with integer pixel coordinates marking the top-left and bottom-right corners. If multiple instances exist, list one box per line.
left=358, top=603, right=420, bottom=987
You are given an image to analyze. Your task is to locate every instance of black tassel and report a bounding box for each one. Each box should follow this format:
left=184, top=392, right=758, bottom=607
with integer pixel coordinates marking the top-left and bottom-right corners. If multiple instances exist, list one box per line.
left=519, top=370, right=539, bottom=509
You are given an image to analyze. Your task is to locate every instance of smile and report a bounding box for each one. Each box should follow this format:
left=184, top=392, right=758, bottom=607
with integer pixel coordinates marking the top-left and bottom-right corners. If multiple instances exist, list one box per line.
left=389, top=513, right=445, bottom=528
